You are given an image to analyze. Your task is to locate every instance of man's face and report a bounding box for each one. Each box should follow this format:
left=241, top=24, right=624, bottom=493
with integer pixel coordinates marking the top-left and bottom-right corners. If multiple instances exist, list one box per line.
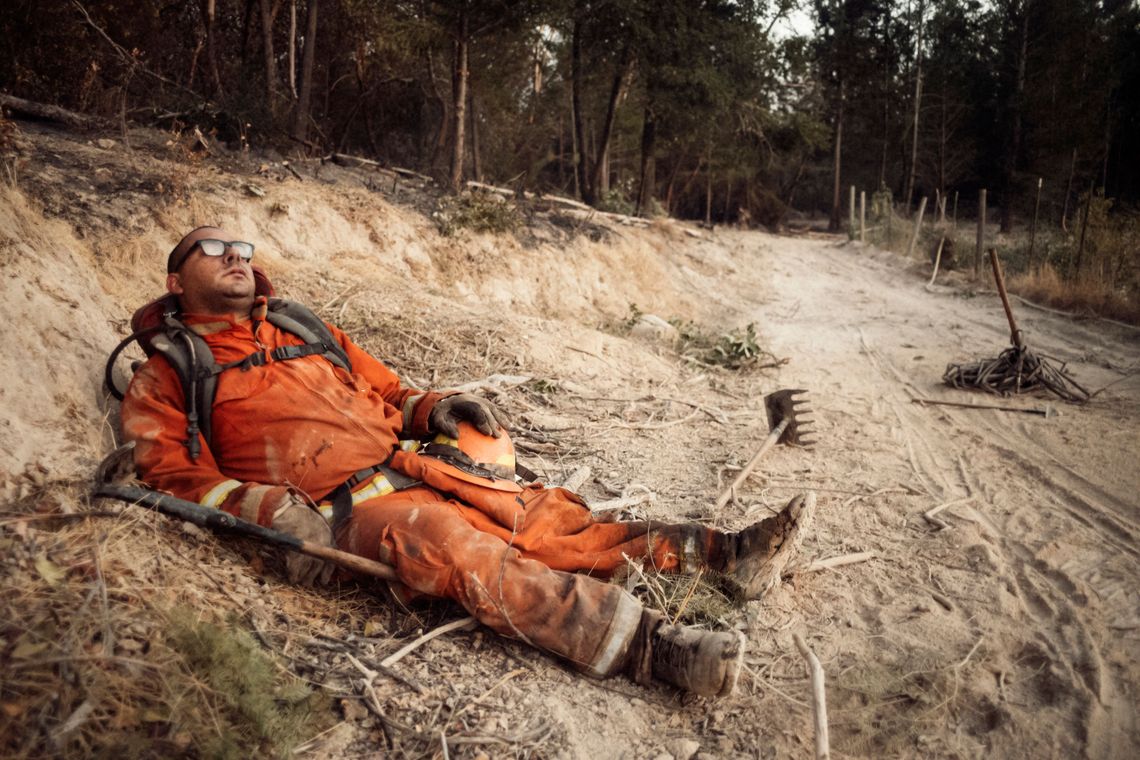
left=167, top=227, right=256, bottom=316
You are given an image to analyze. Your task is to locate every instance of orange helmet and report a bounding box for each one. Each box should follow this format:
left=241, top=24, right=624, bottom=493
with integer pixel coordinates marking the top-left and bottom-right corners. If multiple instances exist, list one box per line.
left=420, top=421, right=521, bottom=492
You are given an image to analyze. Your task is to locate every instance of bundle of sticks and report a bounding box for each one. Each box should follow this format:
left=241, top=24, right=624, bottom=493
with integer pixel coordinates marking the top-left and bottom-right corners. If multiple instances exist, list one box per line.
left=943, top=249, right=1090, bottom=403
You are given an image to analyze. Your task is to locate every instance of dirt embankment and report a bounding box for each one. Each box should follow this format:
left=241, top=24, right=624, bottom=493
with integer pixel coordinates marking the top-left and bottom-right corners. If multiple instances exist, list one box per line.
left=2, top=122, right=1138, bottom=759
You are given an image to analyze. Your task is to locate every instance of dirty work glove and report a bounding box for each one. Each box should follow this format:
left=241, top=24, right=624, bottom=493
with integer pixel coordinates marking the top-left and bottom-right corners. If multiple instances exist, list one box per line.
left=429, top=393, right=511, bottom=438
left=269, top=496, right=336, bottom=586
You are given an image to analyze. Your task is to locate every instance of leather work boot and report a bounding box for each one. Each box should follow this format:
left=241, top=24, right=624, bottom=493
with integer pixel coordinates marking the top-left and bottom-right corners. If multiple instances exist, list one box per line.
left=650, top=622, right=746, bottom=698
left=725, top=493, right=814, bottom=601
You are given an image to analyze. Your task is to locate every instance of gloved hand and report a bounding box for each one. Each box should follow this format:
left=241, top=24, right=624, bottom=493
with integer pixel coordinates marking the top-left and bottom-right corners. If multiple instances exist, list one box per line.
left=269, top=496, right=336, bottom=586
left=429, top=393, right=511, bottom=438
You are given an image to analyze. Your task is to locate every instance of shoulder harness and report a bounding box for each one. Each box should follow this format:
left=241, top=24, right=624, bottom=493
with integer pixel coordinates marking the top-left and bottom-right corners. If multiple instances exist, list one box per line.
left=106, top=295, right=352, bottom=460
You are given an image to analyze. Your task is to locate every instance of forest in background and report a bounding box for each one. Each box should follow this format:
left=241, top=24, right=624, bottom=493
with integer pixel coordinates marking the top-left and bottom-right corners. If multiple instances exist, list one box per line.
left=2, top=0, right=1138, bottom=310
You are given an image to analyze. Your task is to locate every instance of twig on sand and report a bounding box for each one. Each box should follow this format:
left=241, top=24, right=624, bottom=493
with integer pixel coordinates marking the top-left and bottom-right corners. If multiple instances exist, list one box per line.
left=923, top=496, right=975, bottom=531
left=840, top=486, right=912, bottom=509
left=379, top=616, right=477, bottom=668
left=794, top=551, right=876, bottom=575
left=560, top=466, right=592, bottom=493
left=793, top=633, right=831, bottom=760
left=590, top=486, right=654, bottom=514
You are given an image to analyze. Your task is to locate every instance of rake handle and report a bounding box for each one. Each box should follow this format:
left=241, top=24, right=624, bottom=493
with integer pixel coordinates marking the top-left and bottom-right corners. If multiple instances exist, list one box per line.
left=714, top=417, right=789, bottom=511
left=94, top=483, right=399, bottom=582
left=988, top=248, right=1023, bottom=348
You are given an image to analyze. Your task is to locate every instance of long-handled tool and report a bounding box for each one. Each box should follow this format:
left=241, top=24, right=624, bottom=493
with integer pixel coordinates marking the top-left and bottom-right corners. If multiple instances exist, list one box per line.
left=93, top=482, right=399, bottom=583
left=714, top=388, right=813, bottom=510
left=911, top=397, right=1056, bottom=417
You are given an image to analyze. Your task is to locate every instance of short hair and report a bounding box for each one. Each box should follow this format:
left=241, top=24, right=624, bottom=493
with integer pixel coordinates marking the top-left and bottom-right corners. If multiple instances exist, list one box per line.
left=167, top=226, right=223, bottom=273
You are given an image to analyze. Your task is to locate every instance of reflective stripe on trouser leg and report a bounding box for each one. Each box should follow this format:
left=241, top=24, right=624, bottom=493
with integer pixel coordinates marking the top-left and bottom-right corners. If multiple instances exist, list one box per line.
left=583, top=589, right=644, bottom=678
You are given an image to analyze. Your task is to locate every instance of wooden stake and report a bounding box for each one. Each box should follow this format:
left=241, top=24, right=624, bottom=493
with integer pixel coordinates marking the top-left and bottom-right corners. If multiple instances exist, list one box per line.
left=975, top=189, right=987, bottom=278
left=848, top=185, right=856, bottom=238
left=859, top=190, right=866, bottom=243
left=793, top=633, right=831, bottom=760
left=928, top=237, right=945, bottom=286
left=905, top=196, right=927, bottom=258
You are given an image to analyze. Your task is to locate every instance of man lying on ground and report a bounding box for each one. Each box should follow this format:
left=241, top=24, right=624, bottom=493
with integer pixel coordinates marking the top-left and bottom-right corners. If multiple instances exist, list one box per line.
left=119, top=226, right=812, bottom=698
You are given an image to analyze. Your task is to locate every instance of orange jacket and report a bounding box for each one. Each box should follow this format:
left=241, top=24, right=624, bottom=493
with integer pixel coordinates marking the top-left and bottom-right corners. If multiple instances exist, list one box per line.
left=121, top=301, right=444, bottom=522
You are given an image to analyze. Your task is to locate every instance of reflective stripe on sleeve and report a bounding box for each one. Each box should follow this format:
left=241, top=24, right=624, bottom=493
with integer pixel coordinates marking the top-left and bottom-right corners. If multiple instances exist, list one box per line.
left=351, top=472, right=396, bottom=507
left=401, top=393, right=425, bottom=430
left=200, top=479, right=242, bottom=509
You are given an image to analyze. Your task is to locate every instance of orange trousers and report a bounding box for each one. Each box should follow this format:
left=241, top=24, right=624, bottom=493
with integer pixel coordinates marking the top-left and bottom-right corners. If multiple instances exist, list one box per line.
left=337, top=484, right=732, bottom=677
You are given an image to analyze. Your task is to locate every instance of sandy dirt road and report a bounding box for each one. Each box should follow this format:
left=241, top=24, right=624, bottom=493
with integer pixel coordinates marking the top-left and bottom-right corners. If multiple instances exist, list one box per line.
left=735, top=232, right=1140, bottom=758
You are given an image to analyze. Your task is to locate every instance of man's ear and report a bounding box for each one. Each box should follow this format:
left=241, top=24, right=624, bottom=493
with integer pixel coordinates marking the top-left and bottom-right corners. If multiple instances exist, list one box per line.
left=167, top=272, right=184, bottom=295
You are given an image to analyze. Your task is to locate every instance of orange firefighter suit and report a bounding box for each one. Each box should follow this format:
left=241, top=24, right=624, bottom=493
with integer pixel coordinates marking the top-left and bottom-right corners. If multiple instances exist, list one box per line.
left=121, top=299, right=732, bottom=677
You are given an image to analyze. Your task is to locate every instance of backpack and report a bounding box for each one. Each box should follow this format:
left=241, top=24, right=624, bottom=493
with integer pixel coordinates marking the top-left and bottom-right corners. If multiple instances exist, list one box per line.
left=105, top=267, right=352, bottom=460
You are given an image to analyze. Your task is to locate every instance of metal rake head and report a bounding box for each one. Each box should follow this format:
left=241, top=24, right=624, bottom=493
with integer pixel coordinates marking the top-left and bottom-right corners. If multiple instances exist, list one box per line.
left=764, top=389, right=815, bottom=447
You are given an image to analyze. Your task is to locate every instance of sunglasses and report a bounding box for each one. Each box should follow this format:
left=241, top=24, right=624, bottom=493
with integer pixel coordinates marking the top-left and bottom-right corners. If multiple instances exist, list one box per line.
left=193, top=239, right=255, bottom=260
left=171, top=239, right=255, bottom=271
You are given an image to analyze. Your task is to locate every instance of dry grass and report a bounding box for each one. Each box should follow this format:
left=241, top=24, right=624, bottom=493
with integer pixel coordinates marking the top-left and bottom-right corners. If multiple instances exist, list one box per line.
left=1010, top=264, right=1140, bottom=323
left=0, top=484, right=339, bottom=759
left=862, top=203, right=1140, bottom=325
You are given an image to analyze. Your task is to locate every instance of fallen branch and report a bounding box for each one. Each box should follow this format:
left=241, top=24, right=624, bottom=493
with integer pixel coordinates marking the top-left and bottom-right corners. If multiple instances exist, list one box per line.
left=380, top=616, right=477, bottom=669
left=0, top=94, right=110, bottom=129
left=793, top=633, right=830, bottom=760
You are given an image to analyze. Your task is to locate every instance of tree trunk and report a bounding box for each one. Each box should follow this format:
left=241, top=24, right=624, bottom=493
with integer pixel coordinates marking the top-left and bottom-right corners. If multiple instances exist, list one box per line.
left=203, top=0, right=223, bottom=96
left=1001, top=0, right=1029, bottom=233
left=259, top=0, right=282, bottom=114
left=589, top=43, right=632, bottom=203
left=291, top=0, right=319, bottom=142
left=570, top=10, right=592, bottom=203
left=288, top=0, right=298, bottom=98
left=829, top=80, right=845, bottom=232
left=448, top=8, right=470, bottom=193
left=636, top=104, right=657, bottom=216
left=904, top=1, right=924, bottom=213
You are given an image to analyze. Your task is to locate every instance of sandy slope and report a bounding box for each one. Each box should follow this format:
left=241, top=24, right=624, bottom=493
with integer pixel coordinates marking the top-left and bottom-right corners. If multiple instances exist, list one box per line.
left=1, top=123, right=1137, bottom=758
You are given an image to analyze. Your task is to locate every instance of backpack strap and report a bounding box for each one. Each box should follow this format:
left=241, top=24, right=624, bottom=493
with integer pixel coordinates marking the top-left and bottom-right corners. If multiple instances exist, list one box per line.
left=149, top=315, right=222, bottom=461
left=264, top=298, right=353, bottom=374
left=109, top=295, right=353, bottom=462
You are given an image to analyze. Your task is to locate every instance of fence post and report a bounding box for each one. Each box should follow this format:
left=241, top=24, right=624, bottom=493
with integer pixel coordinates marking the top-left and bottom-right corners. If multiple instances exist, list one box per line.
left=848, top=185, right=856, bottom=239
left=906, top=197, right=928, bottom=258
left=859, top=190, right=866, bottom=243
left=975, top=189, right=986, bottom=278
left=1028, top=177, right=1042, bottom=270
left=1075, top=178, right=1095, bottom=274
